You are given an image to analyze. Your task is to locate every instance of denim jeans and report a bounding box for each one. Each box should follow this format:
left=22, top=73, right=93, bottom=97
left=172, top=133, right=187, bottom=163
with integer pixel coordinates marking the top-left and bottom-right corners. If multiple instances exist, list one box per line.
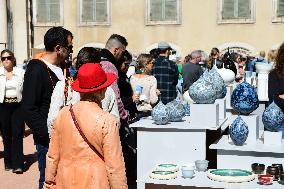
left=36, top=144, right=48, bottom=189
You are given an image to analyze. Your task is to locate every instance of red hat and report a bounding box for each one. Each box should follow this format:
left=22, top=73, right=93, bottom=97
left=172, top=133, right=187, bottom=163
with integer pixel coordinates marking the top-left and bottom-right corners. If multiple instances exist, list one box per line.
left=72, top=63, right=116, bottom=93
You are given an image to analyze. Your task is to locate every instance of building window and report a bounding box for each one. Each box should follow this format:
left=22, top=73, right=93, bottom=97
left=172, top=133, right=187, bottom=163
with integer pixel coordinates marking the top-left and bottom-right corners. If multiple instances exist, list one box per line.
left=272, top=0, right=284, bottom=23
left=146, top=0, right=181, bottom=25
left=79, top=0, right=110, bottom=26
left=218, top=0, right=256, bottom=24
left=33, top=0, right=63, bottom=26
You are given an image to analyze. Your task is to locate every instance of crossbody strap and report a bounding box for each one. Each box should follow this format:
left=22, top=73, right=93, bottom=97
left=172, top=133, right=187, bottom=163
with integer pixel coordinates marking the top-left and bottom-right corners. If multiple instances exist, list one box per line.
left=69, top=105, right=104, bottom=161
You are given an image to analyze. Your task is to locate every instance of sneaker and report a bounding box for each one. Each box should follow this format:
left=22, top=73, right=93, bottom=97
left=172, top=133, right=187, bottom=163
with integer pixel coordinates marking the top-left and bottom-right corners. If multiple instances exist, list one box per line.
left=12, top=168, right=23, bottom=174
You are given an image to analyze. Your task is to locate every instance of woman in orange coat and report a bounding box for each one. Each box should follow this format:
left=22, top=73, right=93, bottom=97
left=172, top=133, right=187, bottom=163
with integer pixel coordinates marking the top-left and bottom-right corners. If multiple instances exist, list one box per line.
left=44, top=63, right=127, bottom=189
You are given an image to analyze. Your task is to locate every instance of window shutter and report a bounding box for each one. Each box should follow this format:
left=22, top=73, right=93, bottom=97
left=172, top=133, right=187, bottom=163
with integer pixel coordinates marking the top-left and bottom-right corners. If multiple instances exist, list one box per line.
left=95, top=0, right=107, bottom=22
left=36, top=0, right=60, bottom=23
left=49, top=0, right=60, bottom=22
left=37, top=0, right=48, bottom=22
left=165, top=0, right=177, bottom=21
left=278, top=0, right=284, bottom=17
left=150, top=0, right=163, bottom=21
left=238, top=0, right=250, bottom=18
left=82, top=0, right=94, bottom=22
left=222, top=0, right=235, bottom=19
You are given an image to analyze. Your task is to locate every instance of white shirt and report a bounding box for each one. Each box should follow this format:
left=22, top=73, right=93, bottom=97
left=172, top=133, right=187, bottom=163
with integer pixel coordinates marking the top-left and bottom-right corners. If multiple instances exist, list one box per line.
left=5, top=76, right=17, bottom=98
left=41, top=58, right=64, bottom=81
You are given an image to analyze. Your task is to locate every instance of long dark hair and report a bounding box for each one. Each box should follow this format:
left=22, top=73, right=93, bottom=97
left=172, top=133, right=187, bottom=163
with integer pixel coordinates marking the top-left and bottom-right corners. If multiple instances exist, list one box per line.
left=275, top=42, right=284, bottom=76
left=1, top=49, right=16, bottom=66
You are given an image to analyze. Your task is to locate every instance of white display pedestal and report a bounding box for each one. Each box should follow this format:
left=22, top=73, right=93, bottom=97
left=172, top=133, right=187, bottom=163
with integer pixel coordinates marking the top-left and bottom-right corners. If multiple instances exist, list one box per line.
left=264, top=131, right=282, bottom=145
left=240, top=114, right=259, bottom=145
left=225, top=85, right=233, bottom=110
left=140, top=171, right=283, bottom=189
left=210, top=135, right=284, bottom=170
left=257, top=73, right=269, bottom=101
left=130, top=116, right=228, bottom=189
left=215, top=98, right=226, bottom=120
left=190, top=103, right=219, bottom=128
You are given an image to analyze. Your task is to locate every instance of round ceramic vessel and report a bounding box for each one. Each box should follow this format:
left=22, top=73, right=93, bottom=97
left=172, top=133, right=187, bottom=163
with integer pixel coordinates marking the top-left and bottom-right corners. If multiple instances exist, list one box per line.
left=262, top=102, right=284, bottom=132
left=207, top=169, right=255, bottom=183
left=189, top=71, right=217, bottom=104
left=166, top=100, right=185, bottom=122
left=195, top=160, right=209, bottom=172
left=155, top=164, right=179, bottom=172
left=152, top=101, right=170, bottom=125
left=231, top=82, right=259, bottom=115
left=182, top=101, right=191, bottom=116
left=229, top=116, right=249, bottom=146
left=217, top=68, right=235, bottom=84
left=149, top=171, right=177, bottom=180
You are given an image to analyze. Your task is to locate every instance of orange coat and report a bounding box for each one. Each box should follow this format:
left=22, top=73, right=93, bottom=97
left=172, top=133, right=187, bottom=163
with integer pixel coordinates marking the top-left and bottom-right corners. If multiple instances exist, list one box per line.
left=44, top=101, right=128, bottom=189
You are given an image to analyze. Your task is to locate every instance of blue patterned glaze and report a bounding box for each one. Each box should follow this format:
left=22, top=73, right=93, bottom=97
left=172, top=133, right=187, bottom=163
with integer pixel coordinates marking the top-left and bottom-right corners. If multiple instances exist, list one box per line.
left=220, top=84, right=227, bottom=99
left=152, top=101, right=170, bottom=125
left=166, top=100, right=186, bottom=122
left=182, top=101, right=190, bottom=116
left=262, top=102, right=284, bottom=132
left=229, top=116, right=249, bottom=146
left=189, top=71, right=217, bottom=104
left=208, top=68, right=226, bottom=99
left=231, top=82, right=259, bottom=115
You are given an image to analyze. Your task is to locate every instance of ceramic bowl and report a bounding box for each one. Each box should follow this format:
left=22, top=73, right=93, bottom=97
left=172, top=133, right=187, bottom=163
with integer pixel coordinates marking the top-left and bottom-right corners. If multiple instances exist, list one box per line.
left=195, top=160, right=209, bottom=172
left=280, top=173, right=284, bottom=181
left=258, top=174, right=273, bottom=185
left=255, top=63, right=273, bottom=73
left=181, top=169, right=195, bottom=178
left=272, top=164, right=283, bottom=173
left=266, top=166, right=280, bottom=180
left=251, top=163, right=265, bottom=174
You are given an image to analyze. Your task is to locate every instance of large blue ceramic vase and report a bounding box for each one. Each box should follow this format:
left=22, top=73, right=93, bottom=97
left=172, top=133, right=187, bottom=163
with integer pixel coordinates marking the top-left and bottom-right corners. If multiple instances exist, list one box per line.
left=152, top=101, right=170, bottom=125
left=262, top=102, right=284, bottom=132
left=229, top=116, right=249, bottom=146
left=166, top=100, right=186, bottom=122
left=231, top=82, right=259, bottom=115
left=189, top=71, right=217, bottom=104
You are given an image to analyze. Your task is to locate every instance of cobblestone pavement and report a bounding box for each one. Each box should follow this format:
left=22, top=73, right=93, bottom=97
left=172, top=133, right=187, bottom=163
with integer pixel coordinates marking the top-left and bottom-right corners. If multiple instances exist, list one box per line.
left=0, top=133, right=39, bottom=189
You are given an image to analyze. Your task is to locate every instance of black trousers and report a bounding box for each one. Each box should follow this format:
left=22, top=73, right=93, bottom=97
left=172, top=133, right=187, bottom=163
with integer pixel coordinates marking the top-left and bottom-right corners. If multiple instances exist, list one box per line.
left=0, top=102, right=24, bottom=169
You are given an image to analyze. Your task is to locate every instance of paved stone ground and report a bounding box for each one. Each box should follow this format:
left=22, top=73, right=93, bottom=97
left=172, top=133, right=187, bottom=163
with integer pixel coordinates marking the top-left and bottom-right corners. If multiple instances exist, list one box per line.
left=0, top=133, right=39, bottom=189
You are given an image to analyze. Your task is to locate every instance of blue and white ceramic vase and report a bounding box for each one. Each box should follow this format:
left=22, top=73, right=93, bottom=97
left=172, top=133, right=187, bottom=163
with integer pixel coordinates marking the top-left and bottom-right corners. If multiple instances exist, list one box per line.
left=231, top=81, right=259, bottom=115
left=262, top=102, right=284, bottom=132
left=182, top=101, right=190, bottom=116
left=189, top=71, right=217, bottom=104
left=166, top=99, right=186, bottom=122
left=208, top=68, right=226, bottom=99
left=229, top=116, right=249, bottom=146
left=152, top=101, right=170, bottom=125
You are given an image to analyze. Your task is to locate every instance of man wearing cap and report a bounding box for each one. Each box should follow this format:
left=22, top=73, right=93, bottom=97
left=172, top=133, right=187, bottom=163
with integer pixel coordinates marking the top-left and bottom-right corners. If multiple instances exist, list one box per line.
left=152, top=42, right=179, bottom=104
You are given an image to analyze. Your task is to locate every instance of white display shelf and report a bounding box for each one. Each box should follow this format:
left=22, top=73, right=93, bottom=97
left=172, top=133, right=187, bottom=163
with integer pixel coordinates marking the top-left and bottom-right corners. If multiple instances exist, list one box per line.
left=210, top=135, right=284, bottom=154
left=138, top=170, right=283, bottom=189
left=130, top=116, right=228, bottom=131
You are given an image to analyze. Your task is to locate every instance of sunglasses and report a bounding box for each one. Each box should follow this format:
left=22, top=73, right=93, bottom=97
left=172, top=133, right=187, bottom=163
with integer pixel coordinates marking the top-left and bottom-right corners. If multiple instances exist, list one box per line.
left=1, top=56, right=12, bottom=61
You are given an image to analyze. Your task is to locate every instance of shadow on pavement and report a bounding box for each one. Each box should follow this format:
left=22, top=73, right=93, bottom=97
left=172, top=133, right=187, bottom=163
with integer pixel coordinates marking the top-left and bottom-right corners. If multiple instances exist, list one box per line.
left=23, top=153, right=37, bottom=172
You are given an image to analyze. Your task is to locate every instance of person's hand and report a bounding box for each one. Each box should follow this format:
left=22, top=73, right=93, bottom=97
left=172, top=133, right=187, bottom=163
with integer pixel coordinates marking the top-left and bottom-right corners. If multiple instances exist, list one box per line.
left=279, top=94, right=284, bottom=99
left=156, top=89, right=161, bottom=96
left=132, top=94, right=140, bottom=102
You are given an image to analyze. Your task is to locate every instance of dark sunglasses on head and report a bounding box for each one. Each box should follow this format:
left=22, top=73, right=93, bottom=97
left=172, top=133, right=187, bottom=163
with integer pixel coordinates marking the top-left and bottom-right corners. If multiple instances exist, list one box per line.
left=1, top=56, right=12, bottom=61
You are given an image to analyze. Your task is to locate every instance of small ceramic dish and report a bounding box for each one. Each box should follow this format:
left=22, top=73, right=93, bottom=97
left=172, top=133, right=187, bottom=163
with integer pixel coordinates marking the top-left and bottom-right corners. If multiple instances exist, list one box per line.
left=258, top=174, right=273, bottom=185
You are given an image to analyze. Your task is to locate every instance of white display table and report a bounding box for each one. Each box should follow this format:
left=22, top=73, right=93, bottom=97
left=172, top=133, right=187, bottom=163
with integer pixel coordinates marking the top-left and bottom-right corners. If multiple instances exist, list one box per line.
left=209, top=135, right=284, bottom=169
left=139, top=171, right=283, bottom=189
left=130, top=116, right=228, bottom=189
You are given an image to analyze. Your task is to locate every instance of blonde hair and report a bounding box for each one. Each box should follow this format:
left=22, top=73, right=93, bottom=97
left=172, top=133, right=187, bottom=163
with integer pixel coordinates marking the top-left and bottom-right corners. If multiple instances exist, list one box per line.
left=267, top=49, right=277, bottom=63
left=136, top=54, right=154, bottom=74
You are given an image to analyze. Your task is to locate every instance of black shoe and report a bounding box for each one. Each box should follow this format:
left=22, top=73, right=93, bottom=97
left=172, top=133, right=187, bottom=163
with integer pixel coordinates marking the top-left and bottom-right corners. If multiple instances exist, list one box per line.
left=12, top=168, right=23, bottom=174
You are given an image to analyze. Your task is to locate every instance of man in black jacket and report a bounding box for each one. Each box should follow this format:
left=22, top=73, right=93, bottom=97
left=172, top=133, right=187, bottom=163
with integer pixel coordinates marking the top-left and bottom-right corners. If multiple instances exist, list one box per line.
left=21, top=27, right=73, bottom=189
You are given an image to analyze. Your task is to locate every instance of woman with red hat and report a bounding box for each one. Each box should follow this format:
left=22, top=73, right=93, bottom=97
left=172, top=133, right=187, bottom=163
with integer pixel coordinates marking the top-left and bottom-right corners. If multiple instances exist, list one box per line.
left=43, top=63, right=127, bottom=189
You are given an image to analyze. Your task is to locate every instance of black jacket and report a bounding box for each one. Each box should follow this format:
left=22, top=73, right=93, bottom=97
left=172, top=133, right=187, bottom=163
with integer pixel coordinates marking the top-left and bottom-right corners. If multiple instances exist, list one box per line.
left=21, top=59, right=59, bottom=146
left=268, top=69, right=284, bottom=111
left=182, top=62, right=204, bottom=92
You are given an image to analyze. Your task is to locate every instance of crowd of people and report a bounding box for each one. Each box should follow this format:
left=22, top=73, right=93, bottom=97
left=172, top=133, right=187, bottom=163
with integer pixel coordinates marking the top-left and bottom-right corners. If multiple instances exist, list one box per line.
left=0, top=26, right=284, bottom=189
